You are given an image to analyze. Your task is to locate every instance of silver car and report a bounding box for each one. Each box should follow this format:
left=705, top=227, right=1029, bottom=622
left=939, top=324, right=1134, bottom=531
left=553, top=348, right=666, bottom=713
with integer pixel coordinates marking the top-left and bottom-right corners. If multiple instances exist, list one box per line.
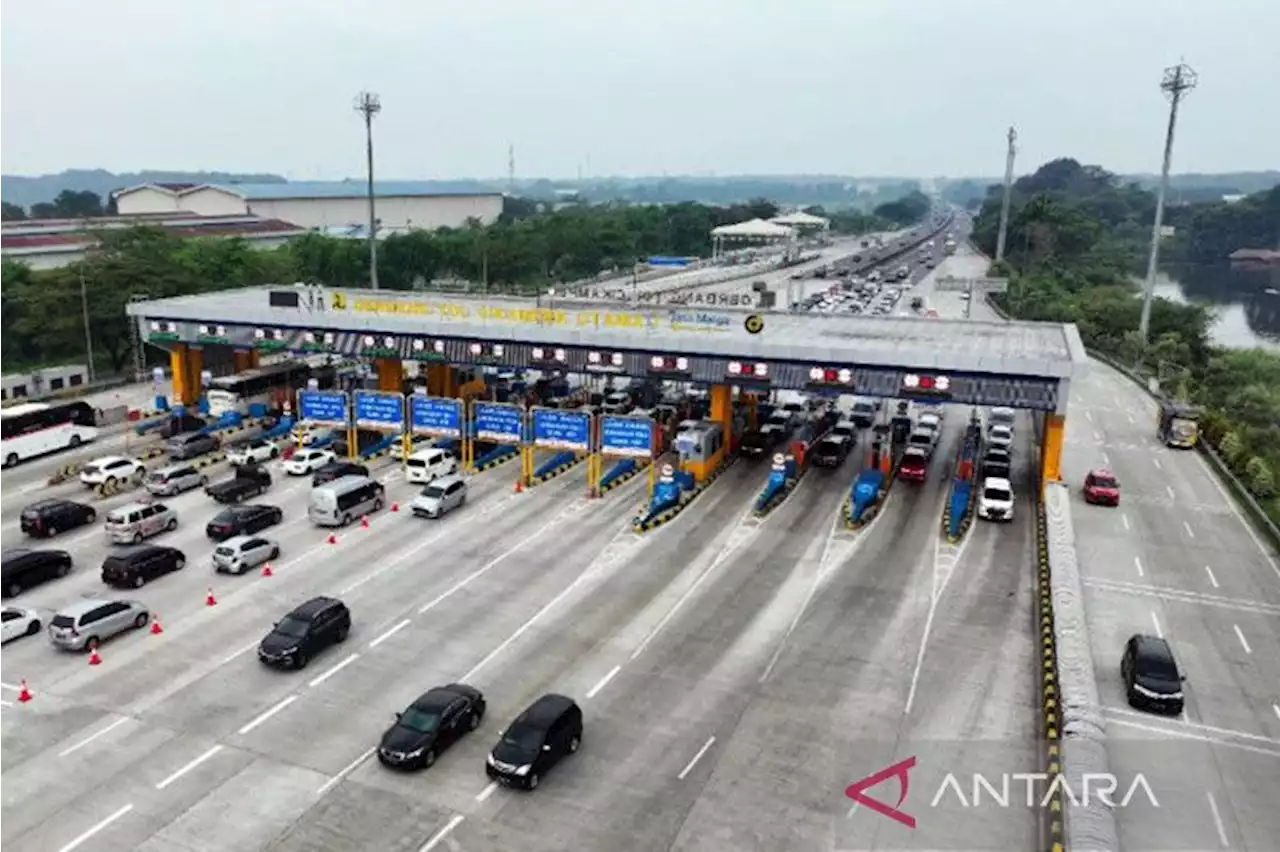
left=48, top=597, right=149, bottom=651
left=213, top=535, right=280, bottom=575
left=410, top=474, right=468, bottom=519
left=145, top=464, right=208, bottom=497
left=105, top=501, right=178, bottom=545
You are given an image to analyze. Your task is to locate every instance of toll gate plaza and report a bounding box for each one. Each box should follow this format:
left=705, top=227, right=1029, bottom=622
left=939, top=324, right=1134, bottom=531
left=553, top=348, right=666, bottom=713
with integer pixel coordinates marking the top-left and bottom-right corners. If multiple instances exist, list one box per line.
left=126, top=284, right=1087, bottom=484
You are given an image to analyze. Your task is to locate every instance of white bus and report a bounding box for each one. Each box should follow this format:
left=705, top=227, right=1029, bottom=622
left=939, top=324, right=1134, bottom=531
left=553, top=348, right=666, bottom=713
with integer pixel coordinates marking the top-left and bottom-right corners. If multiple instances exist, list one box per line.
left=206, top=359, right=346, bottom=417
left=1, top=401, right=99, bottom=467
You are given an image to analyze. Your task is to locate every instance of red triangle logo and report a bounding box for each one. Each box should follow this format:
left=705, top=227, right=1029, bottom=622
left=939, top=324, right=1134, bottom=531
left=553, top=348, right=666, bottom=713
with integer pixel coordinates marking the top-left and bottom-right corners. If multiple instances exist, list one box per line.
left=845, top=755, right=917, bottom=828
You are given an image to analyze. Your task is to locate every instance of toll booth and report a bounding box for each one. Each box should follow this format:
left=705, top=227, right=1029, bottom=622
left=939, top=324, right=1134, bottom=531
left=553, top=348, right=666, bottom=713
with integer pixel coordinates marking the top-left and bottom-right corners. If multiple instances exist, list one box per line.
left=675, top=420, right=725, bottom=483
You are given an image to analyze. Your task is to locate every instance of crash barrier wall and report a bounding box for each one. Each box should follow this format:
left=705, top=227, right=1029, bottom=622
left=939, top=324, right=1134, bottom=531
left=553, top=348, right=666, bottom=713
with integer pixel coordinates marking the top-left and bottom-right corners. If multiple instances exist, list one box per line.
left=1035, top=485, right=1065, bottom=852
left=474, top=444, right=519, bottom=472
left=633, top=456, right=735, bottom=533
left=943, top=420, right=982, bottom=542
left=531, top=450, right=583, bottom=485
left=843, top=465, right=891, bottom=529
left=1044, top=482, right=1120, bottom=852
left=599, top=458, right=649, bottom=494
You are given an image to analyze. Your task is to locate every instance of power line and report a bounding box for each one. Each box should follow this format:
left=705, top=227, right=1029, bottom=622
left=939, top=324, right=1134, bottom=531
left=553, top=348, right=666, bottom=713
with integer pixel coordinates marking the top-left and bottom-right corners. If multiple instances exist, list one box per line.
left=1138, top=62, right=1197, bottom=347
left=354, top=91, right=382, bottom=291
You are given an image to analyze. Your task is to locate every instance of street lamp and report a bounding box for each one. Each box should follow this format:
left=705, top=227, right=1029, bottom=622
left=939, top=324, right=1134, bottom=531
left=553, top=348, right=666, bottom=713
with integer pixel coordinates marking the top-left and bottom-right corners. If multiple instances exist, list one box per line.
left=354, top=91, right=382, bottom=290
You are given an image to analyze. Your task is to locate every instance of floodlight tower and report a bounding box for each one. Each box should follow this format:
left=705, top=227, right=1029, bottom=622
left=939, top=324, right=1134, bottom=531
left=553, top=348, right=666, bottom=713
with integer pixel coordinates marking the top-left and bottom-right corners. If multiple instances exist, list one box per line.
left=355, top=91, right=382, bottom=290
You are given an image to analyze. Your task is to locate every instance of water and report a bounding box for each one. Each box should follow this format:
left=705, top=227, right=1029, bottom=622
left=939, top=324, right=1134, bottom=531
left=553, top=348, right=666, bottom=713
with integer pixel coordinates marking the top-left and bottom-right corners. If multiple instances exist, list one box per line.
left=1152, top=263, right=1280, bottom=352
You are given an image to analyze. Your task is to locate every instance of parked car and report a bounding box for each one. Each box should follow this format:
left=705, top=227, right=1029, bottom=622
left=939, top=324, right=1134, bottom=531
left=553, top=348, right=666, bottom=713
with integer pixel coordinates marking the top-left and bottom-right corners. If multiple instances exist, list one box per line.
left=100, top=545, right=186, bottom=588
left=206, top=504, right=283, bottom=541
left=48, top=597, right=150, bottom=651
left=145, top=463, right=208, bottom=497
left=104, top=501, right=178, bottom=545
left=485, top=694, right=583, bottom=790
left=226, top=437, right=280, bottom=467
left=284, top=448, right=336, bottom=476
left=378, top=684, right=487, bottom=769
left=1121, top=634, right=1185, bottom=715
left=213, top=535, right=280, bottom=575
left=1, top=606, right=42, bottom=643
left=206, top=464, right=272, bottom=504
left=2, top=548, right=73, bottom=597
left=257, top=596, right=351, bottom=669
left=20, top=499, right=96, bottom=538
left=79, top=456, right=145, bottom=488
left=167, top=430, right=221, bottom=461
left=1083, top=468, right=1121, bottom=506
left=411, top=475, right=469, bottom=519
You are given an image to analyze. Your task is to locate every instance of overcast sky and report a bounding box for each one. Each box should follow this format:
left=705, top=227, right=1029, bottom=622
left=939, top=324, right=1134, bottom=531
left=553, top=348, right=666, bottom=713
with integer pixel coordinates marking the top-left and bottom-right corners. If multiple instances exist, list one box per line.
left=2, top=0, right=1276, bottom=180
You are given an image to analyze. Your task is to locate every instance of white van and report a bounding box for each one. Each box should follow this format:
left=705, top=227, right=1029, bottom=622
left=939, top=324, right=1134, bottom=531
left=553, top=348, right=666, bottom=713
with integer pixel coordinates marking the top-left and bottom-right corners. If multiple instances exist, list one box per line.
left=404, top=447, right=458, bottom=485
left=308, top=475, right=385, bottom=527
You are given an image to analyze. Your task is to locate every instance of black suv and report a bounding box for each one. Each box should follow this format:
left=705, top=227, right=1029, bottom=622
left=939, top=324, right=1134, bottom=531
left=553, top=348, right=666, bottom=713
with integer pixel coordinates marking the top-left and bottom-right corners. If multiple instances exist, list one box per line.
left=486, top=693, right=583, bottom=790
left=980, top=448, right=1013, bottom=480
left=2, top=548, right=73, bottom=597
left=206, top=504, right=283, bottom=541
left=812, top=436, right=851, bottom=468
left=312, top=461, right=369, bottom=487
left=258, top=596, right=351, bottom=669
left=378, top=684, right=487, bottom=770
left=1121, top=634, right=1185, bottom=714
left=20, top=499, right=97, bottom=538
left=101, top=546, right=186, bottom=589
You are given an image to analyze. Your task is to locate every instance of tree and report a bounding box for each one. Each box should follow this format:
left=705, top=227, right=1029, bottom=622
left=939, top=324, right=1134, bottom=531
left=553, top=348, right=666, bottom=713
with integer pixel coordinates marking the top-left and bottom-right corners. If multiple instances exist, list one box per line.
left=29, top=189, right=105, bottom=219
left=1, top=201, right=26, bottom=221
left=873, top=190, right=931, bottom=226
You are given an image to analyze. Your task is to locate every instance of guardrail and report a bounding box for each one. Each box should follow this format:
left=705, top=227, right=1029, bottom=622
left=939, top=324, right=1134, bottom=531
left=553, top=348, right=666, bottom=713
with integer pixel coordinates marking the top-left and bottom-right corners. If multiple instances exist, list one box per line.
left=1035, top=490, right=1066, bottom=852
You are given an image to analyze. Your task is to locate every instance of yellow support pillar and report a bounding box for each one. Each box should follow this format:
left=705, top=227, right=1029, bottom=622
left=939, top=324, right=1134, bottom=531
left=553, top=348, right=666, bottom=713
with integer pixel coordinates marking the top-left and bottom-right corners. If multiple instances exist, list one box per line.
left=1041, top=413, right=1066, bottom=486
left=708, top=383, right=733, bottom=475
left=169, top=345, right=191, bottom=407
left=376, top=358, right=403, bottom=393
left=186, top=347, right=203, bottom=406
left=426, top=364, right=457, bottom=397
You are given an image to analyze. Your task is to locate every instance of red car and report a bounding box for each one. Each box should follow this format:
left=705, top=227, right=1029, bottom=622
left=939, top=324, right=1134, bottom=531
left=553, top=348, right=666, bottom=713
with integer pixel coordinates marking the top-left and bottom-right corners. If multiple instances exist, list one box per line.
left=898, top=448, right=929, bottom=482
left=1083, top=468, right=1121, bottom=505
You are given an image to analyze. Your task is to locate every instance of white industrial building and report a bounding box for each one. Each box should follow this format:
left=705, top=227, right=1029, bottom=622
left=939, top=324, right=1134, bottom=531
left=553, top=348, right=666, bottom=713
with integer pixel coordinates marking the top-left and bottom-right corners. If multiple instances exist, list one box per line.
left=113, top=181, right=504, bottom=235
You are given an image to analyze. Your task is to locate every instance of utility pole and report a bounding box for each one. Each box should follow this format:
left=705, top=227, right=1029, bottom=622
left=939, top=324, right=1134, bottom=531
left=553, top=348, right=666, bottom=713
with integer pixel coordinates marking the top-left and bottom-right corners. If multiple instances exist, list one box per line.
left=78, top=263, right=96, bottom=383
left=1138, top=62, right=1197, bottom=347
left=355, top=92, right=382, bottom=290
left=994, top=126, right=1017, bottom=262
left=507, top=144, right=516, bottom=195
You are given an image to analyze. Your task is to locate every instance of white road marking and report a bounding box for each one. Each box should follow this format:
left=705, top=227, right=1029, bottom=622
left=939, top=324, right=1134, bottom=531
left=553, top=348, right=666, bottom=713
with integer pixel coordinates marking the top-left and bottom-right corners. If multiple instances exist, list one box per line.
left=1232, top=624, right=1252, bottom=654
left=419, top=814, right=464, bottom=852
left=1184, top=520, right=1195, bottom=538
left=1121, top=513, right=1130, bottom=531
left=1101, top=451, right=1110, bottom=465
left=1084, top=576, right=1280, bottom=617
left=1093, top=430, right=1102, bottom=441
left=368, top=618, right=411, bottom=648
left=0, top=681, right=20, bottom=691
left=1273, top=703, right=1280, bottom=723
left=677, top=736, right=717, bottom=780
left=237, top=695, right=298, bottom=735
left=57, top=803, right=134, bottom=852
left=1206, top=793, right=1230, bottom=847
left=475, top=781, right=499, bottom=802
left=1204, top=565, right=1219, bottom=589
left=220, top=642, right=258, bottom=665
left=155, top=745, right=223, bottom=790
left=1126, top=412, right=1135, bottom=423
left=418, top=516, right=562, bottom=615
left=1166, top=484, right=1175, bottom=499
left=1134, top=556, right=1144, bottom=578
left=1197, top=453, right=1280, bottom=580
left=59, top=717, right=131, bottom=757
left=0, top=699, right=12, bottom=707
left=308, top=653, right=360, bottom=688
left=1151, top=611, right=1163, bottom=638
left=1154, top=457, right=1164, bottom=471
left=1104, top=716, right=1280, bottom=758
left=585, top=665, right=621, bottom=700
left=1085, top=410, right=1093, bottom=422
left=316, top=746, right=375, bottom=795
left=1107, top=705, right=1280, bottom=745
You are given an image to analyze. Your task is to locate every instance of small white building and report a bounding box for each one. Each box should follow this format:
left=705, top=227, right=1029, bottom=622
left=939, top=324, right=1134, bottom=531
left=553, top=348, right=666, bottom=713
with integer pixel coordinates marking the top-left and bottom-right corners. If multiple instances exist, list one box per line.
left=114, top=181, right=504, bottom=234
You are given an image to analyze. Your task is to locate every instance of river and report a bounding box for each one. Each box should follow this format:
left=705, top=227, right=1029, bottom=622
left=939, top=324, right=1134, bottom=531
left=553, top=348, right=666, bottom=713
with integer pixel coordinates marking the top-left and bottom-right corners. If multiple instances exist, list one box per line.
left=1153, top=262, right=1280, bottom=352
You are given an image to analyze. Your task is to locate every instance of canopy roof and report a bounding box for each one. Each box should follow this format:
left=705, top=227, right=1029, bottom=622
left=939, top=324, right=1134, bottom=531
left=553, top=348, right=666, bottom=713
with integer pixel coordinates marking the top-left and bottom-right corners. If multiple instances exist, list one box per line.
left=710, top=218, right=795, bottom=238
left=770, top=211, right=830, bottom=227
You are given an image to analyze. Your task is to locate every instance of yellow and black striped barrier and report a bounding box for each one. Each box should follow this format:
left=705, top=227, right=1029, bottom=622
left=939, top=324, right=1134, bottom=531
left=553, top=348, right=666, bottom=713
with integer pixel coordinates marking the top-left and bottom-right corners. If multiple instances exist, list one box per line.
left=599, top=460, right=650, bottom=495
left=474, top=448, right=519, bottom=473
left=94, top=474, right=144, bottom=498
left=529, top=454, right=584, bottom=486
left=1035, top=494, right=1065, bottom=852
left=46, top=463, right=84, bottom=486
left=632, top=456, right=736, bottom=533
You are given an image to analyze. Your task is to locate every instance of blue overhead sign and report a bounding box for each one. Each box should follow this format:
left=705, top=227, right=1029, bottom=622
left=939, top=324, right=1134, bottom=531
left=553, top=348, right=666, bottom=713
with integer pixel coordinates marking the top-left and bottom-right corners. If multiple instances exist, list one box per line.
left=410, top=395, right=462, bottom=438
left=532, top=408, right=591, bottom=452
left=354, top=391, right=405, bottom=429
left=473, top=402, right=522, bottom=443
left=600, top=416, right=654, bottom=458
left=297, top=390, right=348, bottom=427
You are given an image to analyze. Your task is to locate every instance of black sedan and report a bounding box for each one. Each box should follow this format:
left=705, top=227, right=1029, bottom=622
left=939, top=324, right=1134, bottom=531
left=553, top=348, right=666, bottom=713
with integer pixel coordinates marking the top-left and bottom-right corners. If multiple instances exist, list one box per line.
left=2, top=548, right=73, bottom=597
left=378, top=684, right=486, bottom=769
left=206, top=504, right=283, bottom=541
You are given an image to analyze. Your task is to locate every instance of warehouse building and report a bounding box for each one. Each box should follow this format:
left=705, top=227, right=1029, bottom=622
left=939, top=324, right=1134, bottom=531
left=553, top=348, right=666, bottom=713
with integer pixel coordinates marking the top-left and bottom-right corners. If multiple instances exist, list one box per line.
left=113, top=180, right=504, bottom=234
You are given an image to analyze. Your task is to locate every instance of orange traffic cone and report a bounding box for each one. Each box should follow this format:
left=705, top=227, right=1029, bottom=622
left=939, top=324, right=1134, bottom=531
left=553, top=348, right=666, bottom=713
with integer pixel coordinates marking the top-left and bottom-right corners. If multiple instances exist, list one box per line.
left=150, top=616, right=164, bottom=635
left=390, top=502, right=399, bottom=512
left=514, top=480, right=524, bottom=493
left=327, top=533, right=338, bottom=545
left=17, top=680, right=32, bottom=702
left=205, top=587, right=217, bottom=607
left=360, top=516, right=369, bottom=529
left=262, top=562, right=273, bottom=577
left=88, top=647, right=102, bottom=666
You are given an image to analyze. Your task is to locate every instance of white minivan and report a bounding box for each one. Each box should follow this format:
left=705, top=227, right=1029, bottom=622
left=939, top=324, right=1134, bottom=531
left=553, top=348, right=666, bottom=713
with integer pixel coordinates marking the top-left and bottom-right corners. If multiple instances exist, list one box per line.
left=404, top=447, right=458, bottom=485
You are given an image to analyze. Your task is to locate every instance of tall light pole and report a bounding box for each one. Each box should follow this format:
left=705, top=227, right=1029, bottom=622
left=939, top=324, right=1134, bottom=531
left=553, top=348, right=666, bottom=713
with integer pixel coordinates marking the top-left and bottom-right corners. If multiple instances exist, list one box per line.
left=78, top=262, right=96, bottom=383
left=355, top=92, right=382, bottom=290
left=1138, top=62, right=1197, bottom=347
left=994, top=126, right=1017, bottom=262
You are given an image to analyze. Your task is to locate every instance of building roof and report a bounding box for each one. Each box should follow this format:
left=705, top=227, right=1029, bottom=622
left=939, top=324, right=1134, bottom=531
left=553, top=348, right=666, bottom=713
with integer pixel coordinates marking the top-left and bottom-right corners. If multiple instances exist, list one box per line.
left=1, top=214, right=307, bottom=251
left=771, top=211, right=830, bottom=227
left=710, top=218, right=795, bottom=238
left=201, top=180, right=501, bottom=201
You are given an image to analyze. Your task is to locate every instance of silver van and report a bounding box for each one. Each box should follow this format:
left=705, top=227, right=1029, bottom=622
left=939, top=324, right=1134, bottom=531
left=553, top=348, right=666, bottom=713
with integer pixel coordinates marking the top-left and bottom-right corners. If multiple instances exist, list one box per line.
left=105, top=501, right=178, bottom=545
left=48, top=597, right=149, bottom=651
left=213, top=535, right=280, bottom=574
left=145, top=463, right=208, bottom=497
left=410, top=474, right=468, bottom=519
left=308, top=475, right=385, bottom=527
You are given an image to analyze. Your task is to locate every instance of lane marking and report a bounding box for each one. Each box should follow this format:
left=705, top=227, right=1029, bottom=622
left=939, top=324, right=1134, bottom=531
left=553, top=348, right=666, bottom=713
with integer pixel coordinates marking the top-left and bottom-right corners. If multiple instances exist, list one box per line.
left=1093, top=430, right=1102, bottom=441
left=1232, top=624, right=1252, bottom=655
left=1166, top=484, right=1176, bottom=499
left=1126, top=412, right=1135, bottom=424
left=220, top=642, right=258, bottom=665
left=1196, top=453, right=1280, bottom=580
left=316, top=746, right=375, bottom=795
left=585, top=665, right=621, bottom=700
left=1155, top=457, right=1164, bottom=471
left=1106, top=705, right=1280, bottom=745
left=1104, top=717, right=1280, bottom=758
left=1204, top=565, right=1219, bottom=589
left=155, top=745, right=224, bottom=790
left=677, top=736, right=717, bottom=780
left=57, top=803, right=134, bottom=852
left=1151, top=611, right=1163, bottom=638
left=1101, top=451, right=1110, bottom=465
left=0, top=699, right=12, bottom=707
left=1184, top=520, right=1195, bottom=538
left=308, top=653, right=360, bottom=688
left=1085, top=410, right=1093, bottom=423
left=1121, top=513, right=1130, bottom=531
left=1206, top=792, right=1230, bottom=847
left=0, top=681, right=20, bottom=691
left=237, top=695, right=298, bottom=735
left=418, top=516, right=566, bottom=615
left=59, top=717, right=131, bottom=757
left=475, top=781, right=499, bottom=802
left=1134, top=556, right=1145, bottom=578
left=1084, top=576, right=1280, bottom=617
left=1273, top=704, right=1280, bottom=723
left=368, top=618, right=411, bottom=649
left=419, top=814, right=464, bottom=852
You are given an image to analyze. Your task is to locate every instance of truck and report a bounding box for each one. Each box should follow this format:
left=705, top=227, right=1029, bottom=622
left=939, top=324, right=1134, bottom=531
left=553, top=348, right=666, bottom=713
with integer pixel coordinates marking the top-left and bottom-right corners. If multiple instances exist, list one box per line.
left=205, top=464, right=272, bottom=504
left=943, top=239, right=957, bottom=255
left=1157, top=401, right=1202, bottom=449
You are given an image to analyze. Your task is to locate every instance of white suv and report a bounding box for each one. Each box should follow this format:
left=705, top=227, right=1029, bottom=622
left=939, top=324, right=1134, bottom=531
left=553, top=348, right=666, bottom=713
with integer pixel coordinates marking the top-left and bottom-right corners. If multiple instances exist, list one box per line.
left=978, top=476, right=1014, bottom=521
left=80, top=456, right=145, bottom=488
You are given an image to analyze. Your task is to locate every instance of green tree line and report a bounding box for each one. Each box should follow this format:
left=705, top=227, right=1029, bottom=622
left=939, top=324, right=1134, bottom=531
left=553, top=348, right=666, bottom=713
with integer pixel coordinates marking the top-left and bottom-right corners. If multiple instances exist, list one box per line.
left=972, top=157, right=1280, bottom=524
left=2, top=189, right=114, bottom=220
left=1163, top=185, right=1280, bottom=264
